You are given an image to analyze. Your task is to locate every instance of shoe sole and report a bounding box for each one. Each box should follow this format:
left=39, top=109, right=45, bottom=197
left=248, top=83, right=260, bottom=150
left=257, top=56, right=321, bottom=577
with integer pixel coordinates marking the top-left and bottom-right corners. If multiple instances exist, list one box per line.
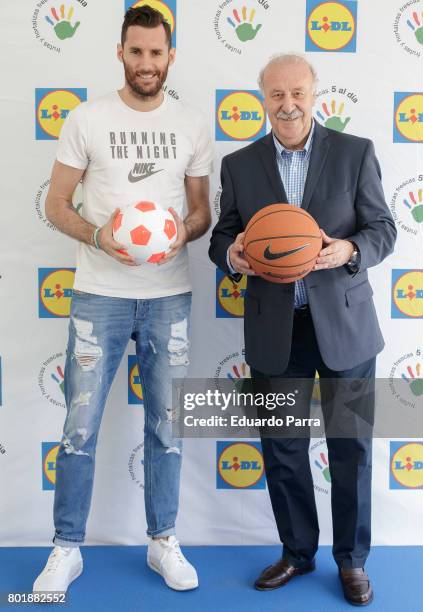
left=254, top=563, right=316, bottom=591
left=33, top=562, right=83, bottom=596
left=147, top=559, right=198, bottom=591
left=342, top=591, right=374, bottom=607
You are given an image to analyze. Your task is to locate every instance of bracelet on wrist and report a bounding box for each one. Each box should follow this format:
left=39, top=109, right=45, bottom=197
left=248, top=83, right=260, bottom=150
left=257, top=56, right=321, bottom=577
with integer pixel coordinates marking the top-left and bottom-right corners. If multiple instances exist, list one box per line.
left=92, top=227, right=101, bottom=250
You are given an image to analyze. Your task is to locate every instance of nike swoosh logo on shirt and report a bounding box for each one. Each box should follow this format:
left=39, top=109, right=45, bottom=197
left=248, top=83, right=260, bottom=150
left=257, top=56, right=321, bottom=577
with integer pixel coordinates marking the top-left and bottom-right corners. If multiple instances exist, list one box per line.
left=128, top=168, right=164, bottom=183
left=263, top=243, right=310, bottom=260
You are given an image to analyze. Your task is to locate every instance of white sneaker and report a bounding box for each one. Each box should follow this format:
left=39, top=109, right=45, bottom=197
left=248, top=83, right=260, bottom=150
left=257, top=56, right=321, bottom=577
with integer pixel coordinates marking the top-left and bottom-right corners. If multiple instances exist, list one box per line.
left=33, top=546, right=83, bottom=593
left=147, top=536, right=198, bottom=591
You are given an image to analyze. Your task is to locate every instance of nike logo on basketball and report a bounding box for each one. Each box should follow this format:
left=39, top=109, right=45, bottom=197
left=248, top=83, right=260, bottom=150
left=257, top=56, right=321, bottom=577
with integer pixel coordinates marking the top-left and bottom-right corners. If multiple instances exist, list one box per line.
left=263, top=243, right=310, bottom=260
left=128, top=163, right=164, bottom=183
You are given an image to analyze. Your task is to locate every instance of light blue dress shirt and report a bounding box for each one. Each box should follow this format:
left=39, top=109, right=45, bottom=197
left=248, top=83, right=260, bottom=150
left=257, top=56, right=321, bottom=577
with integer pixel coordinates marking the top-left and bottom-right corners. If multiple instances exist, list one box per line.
left=273, top=121, right=315, bottom=307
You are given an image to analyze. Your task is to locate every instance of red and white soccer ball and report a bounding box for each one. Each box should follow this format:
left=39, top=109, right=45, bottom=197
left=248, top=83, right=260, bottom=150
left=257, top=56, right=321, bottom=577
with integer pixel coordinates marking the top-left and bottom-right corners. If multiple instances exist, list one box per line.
left=112, top=201, right=177, bottom=264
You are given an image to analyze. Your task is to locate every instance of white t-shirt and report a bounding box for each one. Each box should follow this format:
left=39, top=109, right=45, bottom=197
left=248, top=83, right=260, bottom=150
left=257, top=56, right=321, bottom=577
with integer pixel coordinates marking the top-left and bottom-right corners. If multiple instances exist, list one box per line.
left=56, top=92, right=213, bottom=298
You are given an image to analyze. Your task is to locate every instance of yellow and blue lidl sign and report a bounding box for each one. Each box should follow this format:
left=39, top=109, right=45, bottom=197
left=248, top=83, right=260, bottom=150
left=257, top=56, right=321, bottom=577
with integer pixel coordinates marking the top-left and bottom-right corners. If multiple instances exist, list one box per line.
left=305, top=0, right=357, bottom=53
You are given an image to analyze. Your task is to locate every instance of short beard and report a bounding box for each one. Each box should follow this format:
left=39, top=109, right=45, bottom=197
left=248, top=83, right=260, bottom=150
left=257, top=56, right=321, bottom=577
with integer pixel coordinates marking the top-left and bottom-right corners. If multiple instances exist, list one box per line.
left=123, top=61, right=169, bottom=99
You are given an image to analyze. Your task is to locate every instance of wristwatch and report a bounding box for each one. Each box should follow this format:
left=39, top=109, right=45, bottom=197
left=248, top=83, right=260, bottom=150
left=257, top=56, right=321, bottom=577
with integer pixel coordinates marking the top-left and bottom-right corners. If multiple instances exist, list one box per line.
left=346, top=243, right=360, bottom=272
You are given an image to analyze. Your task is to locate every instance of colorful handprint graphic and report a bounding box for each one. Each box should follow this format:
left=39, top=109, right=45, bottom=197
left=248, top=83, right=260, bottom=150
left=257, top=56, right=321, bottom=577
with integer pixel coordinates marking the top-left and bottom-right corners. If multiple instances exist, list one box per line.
left=45, top=5, right=80, bottom=40
left=407, top=11, right=423, bottom=45
left=227, top=6, right=262, bottom=42
left=402, top=363, right=423, bottom=397
left=404, top=190, right=423, bottom=224
left=315, top=452, right=331, bottom=483
left=316, top=100, right=351, bottom=132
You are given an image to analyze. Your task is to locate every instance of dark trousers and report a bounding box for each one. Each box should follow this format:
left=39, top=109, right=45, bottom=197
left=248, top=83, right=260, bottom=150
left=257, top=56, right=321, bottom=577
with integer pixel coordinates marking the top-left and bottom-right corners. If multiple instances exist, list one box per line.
left=251, top=306, right=375, bottom=569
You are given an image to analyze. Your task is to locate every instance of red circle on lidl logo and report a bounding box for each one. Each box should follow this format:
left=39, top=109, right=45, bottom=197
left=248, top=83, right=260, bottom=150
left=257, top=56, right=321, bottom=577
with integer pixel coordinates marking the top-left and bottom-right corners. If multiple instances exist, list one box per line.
left=391, top=442, right=423, bottom=489
left=395, top=94, right=423, bottom=143
left=40, top=269, right=75, bottom=317
left=131, top=1, right=175, bottom=32
left=37, top=90, right=84, bottom=139
left=218, top=442, right=264, bottom=488
left=217, top=92, right=265, bottom=141
left=129, top=363, right=143, bottom=401
left=217, top=275, right=247, bottom=317
left=43, top=444, right=60, bottom=486
left=307, top=2, right=355, bottom=50
left=393, top=270, right=423, bottom=318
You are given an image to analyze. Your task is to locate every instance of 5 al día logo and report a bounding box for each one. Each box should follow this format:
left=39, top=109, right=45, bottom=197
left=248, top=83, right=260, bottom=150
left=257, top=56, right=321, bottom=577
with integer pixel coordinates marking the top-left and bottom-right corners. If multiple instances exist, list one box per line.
left=216, top=441, right=265, bottom=489
left=35, top=88, right=87, bottom=140
left=390, top=174, right=423, bottom=237
left=38, top=352, right=66, bottom=409
left=32, top=1, right=87, bottom=53
left=128, top=355, right=143, bottom=405
left=213, top=185, right=223, bottom=217
left=305, top=0, right=357, bottom=53
left=310, top=438, right=331, bottom=495
left=394, top=1, right=423, bottom=58
left=393, top=92, right=423, bottom=143
left=42, top=441, right=60, bottom=490
left=389, top=348, right=423, bottom=409
left=391, top=270, right=423, bottom=318
left=214, top=349, right=251, bottom=394
left=213, top=0, right=270, bottom=55
left=216, top=90, right=266, bottom=141
left=35, top=178, right=83, bottom=230
left=390, top=441, right=423, bottom=489
left=39, top=268, right=75, bottom=318
left=126, top=1, right=177, bottom=47
left=128, top=442, right=144, bottom=489
left=216, top=269, right=246, bottom=318
left=315, top=84, right=359, bottom=132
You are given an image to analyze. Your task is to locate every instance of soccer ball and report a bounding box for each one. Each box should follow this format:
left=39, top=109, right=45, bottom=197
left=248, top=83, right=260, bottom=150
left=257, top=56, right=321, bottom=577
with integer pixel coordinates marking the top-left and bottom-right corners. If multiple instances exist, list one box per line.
left=112, top=201, right=177, bottom=264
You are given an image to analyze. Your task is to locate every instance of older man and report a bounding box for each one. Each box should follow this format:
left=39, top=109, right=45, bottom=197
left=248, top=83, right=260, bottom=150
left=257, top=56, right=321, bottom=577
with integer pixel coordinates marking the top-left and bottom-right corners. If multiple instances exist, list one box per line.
left=209, top=54, right=396, bottom=606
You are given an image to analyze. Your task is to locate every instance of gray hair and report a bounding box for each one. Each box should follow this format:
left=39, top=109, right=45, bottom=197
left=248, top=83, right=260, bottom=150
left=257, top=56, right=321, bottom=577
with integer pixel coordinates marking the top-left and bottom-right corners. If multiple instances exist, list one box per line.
left=258, top=53, right=318, bottom=92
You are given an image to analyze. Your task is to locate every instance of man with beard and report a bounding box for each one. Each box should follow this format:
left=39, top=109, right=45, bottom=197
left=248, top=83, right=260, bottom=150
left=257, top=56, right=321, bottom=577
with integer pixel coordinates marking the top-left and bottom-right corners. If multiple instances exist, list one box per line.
left=33, top=6, right=212, bottom=594
left=209, top=54, right=396, bottom=606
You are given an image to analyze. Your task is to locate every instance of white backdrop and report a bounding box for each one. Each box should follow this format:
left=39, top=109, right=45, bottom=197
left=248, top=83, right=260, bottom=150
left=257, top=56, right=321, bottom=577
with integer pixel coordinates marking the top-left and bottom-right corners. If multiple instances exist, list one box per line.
left=1, top=0, right=422, bottom=547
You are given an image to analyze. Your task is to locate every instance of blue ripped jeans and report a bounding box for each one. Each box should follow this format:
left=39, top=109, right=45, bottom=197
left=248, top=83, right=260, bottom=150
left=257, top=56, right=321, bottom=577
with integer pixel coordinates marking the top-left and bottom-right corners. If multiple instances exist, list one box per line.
left=53, top=290, right=191, bottom=547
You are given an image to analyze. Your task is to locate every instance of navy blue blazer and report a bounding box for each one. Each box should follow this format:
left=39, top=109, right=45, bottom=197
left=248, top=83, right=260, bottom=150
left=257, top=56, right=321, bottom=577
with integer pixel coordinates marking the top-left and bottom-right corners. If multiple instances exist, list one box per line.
left=209, top=123, right=396, bottom=374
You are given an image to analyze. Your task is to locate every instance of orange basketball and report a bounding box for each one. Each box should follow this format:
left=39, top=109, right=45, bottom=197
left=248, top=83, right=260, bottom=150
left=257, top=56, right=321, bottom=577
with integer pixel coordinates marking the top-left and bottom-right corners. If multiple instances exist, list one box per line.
left=243, top=204, right=322, bottom=283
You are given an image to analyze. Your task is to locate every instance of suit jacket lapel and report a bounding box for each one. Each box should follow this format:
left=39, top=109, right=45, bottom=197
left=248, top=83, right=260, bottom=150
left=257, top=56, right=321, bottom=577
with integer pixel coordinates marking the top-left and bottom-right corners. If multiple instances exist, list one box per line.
left=301, top=122, right=330, bottom=211
left=257, top=133, right=287, bottom=202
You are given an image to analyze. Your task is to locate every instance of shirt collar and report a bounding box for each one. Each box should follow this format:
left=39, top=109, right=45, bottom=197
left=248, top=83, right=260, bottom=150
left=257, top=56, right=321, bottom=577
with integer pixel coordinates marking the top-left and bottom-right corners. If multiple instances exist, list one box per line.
left=273, top=119, right=315, bottom=159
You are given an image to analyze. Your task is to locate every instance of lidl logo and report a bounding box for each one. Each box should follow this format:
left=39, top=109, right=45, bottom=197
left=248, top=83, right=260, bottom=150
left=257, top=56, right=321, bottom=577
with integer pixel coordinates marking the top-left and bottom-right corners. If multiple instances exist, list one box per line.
left=305, top=0, right=357, bottom=53
left=35, top=88, right=87, bottom=140
left=125, top=1, right=177, bottom=47
left=216, top=441, right=265, bottom=489
left=42, top=441, right=60, bottom=490
left=128, top=355, right=143, bottom=405
left=38, top=268, right=75, bottom=318
left=216, top=269, right=246, bottom=318
left=391, top=270, right=423, bottom=319
left=390, top=441, right=423, bottom=489
left=393, top=92, right=423, bottom=143
left=216, top=90, right=266, bottom=141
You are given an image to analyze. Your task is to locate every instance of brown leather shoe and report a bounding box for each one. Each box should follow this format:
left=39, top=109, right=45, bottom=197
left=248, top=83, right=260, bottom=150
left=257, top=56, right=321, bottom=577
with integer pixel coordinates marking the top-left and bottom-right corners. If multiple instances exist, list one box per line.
left=254, top=558, right=315, bottom=591
left=339, top=568, right=373, bottom=606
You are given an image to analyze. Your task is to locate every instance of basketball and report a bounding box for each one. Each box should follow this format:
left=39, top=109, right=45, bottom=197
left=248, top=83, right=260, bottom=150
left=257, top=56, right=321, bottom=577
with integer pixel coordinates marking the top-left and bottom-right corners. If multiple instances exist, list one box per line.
left=243, top=204, right=322, bottom=283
